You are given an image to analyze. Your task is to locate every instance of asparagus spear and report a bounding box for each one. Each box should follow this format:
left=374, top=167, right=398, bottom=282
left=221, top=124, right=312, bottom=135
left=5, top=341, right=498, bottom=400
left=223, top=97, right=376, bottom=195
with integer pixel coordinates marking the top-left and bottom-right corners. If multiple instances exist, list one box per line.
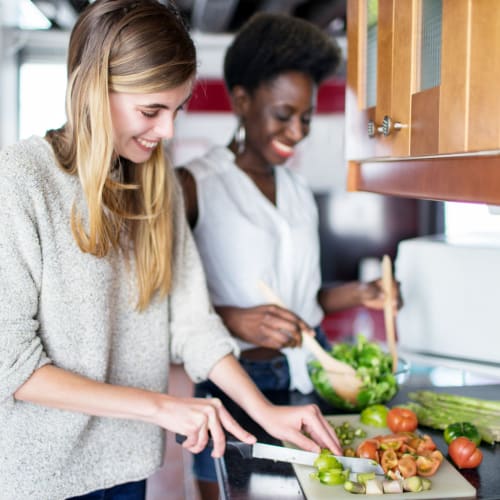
left=406, top=391, right=500, bottom=444
left=409, top=391, right=500, bottom=413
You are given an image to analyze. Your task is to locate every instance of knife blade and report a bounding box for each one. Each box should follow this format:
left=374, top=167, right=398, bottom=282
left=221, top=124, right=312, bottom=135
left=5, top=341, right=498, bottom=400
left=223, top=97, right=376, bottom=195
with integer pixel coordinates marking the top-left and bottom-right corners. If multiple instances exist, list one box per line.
left=175, top=434, right=384, bottom=474
left=251, top=442, right=384, bottom=474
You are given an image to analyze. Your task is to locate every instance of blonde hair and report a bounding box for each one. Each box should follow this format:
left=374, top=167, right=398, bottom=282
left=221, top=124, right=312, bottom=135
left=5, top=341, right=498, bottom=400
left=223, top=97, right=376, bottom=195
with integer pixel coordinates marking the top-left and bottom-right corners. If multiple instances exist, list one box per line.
left=46, top=0, right=196, bottom=310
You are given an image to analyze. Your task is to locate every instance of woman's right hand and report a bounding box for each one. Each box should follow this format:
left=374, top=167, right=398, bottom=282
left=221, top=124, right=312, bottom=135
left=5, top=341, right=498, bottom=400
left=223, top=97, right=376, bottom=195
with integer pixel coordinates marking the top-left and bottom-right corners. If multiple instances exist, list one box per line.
left=215, top=305, right=306, bottom=349
left=152, top=394, right=256, bottom=458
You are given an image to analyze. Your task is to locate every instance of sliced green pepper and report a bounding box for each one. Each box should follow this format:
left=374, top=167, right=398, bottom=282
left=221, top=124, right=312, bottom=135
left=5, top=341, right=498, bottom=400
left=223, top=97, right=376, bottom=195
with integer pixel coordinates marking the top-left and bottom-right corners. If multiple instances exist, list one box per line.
left=444, top=422, right=482, bottom=446
left=317, top=468, right=350, bottom=486
left=313, top=454, right=342, bottom=472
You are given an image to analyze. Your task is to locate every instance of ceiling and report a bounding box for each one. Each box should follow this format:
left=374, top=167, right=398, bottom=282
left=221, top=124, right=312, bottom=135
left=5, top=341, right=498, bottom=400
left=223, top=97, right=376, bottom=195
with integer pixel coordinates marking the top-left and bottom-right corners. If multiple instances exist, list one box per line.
left=28, top=0, right=347, bottom=34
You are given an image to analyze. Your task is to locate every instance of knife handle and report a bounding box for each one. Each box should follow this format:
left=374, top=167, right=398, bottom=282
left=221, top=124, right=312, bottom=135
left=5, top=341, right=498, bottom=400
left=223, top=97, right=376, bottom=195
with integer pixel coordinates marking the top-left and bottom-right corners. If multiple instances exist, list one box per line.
left=175, top=433, right=253, bottom=459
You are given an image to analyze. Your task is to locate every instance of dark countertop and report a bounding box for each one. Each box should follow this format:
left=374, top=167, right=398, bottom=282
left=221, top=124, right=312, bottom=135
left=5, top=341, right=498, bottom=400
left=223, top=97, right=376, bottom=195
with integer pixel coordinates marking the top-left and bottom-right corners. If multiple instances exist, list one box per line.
left=214, top=384, right=500, bottom=500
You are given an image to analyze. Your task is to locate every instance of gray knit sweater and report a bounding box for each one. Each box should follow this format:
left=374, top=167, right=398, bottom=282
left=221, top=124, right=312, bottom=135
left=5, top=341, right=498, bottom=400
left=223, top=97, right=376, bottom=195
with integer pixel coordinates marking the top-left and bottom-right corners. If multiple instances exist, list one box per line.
left=0, top=136, right=238, bottom=499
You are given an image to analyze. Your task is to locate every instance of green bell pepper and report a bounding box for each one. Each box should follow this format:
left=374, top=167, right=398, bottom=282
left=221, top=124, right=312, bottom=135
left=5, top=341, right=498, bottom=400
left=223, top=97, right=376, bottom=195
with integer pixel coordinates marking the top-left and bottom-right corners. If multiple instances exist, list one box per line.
left=443, top=422, right=482, bottom=446
left=317, top=468, right=350, bottom=486
left=360, top=404, right=389, bottom=427
left=313, top=453, right=342, bottom=472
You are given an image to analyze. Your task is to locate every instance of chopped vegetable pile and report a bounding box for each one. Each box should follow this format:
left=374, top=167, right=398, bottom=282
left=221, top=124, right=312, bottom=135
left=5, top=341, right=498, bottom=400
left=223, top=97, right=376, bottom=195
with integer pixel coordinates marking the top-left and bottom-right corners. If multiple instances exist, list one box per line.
left=308, top=336, right=399, bottom=410
left=310, top=429, right=439, bottom=495
left=356, top=431, right=443, bottom=478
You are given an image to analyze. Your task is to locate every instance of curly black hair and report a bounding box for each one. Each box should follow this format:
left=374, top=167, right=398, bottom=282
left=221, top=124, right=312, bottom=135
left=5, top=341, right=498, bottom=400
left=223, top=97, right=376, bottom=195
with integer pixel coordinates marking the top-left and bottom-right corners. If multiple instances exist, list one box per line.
left=223, top=12, right=341, bottom=93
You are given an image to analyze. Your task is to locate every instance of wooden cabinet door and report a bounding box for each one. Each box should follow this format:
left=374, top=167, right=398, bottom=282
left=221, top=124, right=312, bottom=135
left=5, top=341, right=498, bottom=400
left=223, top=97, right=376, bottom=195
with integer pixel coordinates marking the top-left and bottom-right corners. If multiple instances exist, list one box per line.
left=346, top=0, right=415, bottom=161
left=410, top=0, right=442, bottom=156
left=440, top=0, right=500, bottom=153
left=345, top=0, right=377, bottom=160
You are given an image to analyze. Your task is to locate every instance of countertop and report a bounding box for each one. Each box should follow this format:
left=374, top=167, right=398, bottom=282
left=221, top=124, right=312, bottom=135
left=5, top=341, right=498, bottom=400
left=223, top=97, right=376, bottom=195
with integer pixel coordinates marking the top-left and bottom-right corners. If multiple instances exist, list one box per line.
left=213, top=384, right=500, bottom=500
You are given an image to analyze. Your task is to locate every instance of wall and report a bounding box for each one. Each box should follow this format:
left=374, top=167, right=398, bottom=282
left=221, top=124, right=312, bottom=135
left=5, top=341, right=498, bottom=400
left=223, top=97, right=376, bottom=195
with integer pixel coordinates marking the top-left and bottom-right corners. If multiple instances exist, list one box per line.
left=0, top=3, right=20, bottom=148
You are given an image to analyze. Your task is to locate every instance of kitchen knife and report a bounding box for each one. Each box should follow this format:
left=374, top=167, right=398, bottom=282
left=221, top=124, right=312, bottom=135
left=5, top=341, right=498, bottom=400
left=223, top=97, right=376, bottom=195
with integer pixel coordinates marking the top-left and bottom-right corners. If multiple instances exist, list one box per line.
left=175, top=434, right=384, bottom=474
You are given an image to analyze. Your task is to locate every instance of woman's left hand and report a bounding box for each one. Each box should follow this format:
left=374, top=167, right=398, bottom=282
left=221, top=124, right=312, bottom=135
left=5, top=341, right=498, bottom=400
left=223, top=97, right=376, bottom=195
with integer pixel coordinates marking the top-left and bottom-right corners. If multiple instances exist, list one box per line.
left=255, top=403, right=343, bottom=455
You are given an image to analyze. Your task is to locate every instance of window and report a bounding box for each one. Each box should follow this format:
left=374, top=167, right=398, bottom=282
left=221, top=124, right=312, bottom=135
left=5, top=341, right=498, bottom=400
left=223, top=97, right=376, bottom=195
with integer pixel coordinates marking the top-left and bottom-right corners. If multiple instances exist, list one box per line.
left=18, top=62, right=66, bottom=140
left=445, top=202, right=500, bottom=236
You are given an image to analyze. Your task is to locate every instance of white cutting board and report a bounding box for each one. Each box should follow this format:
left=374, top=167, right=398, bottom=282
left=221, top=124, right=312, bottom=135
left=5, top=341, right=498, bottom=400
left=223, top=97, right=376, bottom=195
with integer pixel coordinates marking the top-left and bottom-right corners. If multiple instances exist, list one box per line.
left=288, top=414, right=476, bottom=499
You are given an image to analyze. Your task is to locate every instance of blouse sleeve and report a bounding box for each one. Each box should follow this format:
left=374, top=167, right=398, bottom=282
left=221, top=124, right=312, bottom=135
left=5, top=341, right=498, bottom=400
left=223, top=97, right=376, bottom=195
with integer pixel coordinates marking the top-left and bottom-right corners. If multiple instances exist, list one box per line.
left=168, top=178, right=239, bottom=382
left=0, top=150, right=51, bottom=403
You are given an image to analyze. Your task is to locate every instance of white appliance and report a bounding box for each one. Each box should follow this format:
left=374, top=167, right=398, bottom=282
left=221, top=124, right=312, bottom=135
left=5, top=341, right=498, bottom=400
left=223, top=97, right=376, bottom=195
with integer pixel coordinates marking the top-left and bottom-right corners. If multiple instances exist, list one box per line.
left=395, top=234, right=500, bottom=378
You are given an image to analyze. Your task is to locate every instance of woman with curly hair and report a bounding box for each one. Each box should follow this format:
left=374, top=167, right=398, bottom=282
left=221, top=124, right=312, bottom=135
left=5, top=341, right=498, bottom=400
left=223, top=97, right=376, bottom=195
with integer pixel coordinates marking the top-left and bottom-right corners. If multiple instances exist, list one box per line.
left=177, top=13, right=399, bottom=499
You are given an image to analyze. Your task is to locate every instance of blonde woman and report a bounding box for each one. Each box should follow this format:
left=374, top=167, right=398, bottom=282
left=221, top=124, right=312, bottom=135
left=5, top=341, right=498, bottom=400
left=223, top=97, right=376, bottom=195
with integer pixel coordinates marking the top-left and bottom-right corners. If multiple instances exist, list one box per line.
left=0, top=1, right=341, bottom=499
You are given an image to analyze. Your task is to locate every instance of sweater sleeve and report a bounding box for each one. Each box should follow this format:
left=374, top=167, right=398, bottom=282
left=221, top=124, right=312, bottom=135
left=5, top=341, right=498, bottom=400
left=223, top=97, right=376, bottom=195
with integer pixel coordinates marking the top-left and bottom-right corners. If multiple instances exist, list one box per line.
left=0, top=148, right=51, bottom=403
left=168, top=178, right=239, bottom=382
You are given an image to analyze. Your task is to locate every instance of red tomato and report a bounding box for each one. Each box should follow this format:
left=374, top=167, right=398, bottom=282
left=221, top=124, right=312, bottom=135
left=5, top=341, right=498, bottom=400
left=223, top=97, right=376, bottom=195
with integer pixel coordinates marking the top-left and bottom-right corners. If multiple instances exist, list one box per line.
left=386, top=407, right=418, bottom=433
left=416, top=434, right=437, bottom=454
left=448, top=436, right=483, bottom=469
left=416, top=454, right=441, bottom=477
left=356, top=439, right=379, bottom=462
left=397, top=455, right=417, bottom=478
left=380, top=449, right=398, bottom=474
left=430, top=449, right=444, bottom=464
left=378, top=433, right=410, bottom=451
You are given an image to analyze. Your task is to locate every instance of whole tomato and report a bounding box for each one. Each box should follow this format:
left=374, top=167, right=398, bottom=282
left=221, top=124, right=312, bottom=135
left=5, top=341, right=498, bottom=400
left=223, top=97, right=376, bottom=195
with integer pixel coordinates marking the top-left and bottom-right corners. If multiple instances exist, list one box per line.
left=386, top=407, right=418, bottom=433
left=448, top=436, right=483, bottom=469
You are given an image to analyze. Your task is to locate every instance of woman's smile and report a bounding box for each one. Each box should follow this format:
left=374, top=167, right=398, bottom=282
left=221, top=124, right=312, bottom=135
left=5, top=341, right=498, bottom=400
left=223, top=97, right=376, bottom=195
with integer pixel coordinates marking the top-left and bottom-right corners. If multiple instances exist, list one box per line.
left=270, top=138, right=295, bottom=159
left=239, top=71, right=316, bottom=169
left=135, top=137, right=159, bottom=150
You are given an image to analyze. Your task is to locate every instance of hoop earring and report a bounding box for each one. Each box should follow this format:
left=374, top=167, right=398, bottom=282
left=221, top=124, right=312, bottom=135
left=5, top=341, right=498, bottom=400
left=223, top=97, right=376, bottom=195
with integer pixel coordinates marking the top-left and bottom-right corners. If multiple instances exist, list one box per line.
left=235, top=121, right=246, bottom=155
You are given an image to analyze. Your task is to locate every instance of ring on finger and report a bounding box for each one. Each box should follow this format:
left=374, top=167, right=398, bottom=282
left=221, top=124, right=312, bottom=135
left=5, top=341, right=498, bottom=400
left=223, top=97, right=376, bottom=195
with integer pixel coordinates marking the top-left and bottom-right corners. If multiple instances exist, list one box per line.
left=279, top=328, right=295, bottom=346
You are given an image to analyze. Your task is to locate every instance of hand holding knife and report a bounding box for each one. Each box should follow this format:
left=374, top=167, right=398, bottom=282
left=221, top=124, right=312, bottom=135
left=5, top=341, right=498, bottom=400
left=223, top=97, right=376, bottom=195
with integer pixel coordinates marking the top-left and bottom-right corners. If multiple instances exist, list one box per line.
left=176, top=433, right=384, bottom=475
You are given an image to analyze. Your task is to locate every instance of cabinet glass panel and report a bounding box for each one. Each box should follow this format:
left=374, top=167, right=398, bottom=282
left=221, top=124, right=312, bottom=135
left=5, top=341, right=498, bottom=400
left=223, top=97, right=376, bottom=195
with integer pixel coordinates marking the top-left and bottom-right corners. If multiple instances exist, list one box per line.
left=420, top=0, right=442, bottom=91
left=365, top=0, right=378, bottom=107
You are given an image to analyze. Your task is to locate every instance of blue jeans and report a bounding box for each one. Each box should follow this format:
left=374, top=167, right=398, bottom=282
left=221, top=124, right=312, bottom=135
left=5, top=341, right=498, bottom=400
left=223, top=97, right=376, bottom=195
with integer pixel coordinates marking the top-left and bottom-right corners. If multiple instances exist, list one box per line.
left=193, top=326, right=330, bottom=482
left=66, top=479, right=146, bottom=500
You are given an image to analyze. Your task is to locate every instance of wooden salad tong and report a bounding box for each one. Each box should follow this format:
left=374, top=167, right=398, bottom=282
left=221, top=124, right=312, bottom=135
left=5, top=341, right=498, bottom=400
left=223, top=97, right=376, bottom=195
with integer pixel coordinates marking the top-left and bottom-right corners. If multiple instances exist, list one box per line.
left=257, top=280, right=362, bottom=404
left=382, top=255, right=398, bottom=373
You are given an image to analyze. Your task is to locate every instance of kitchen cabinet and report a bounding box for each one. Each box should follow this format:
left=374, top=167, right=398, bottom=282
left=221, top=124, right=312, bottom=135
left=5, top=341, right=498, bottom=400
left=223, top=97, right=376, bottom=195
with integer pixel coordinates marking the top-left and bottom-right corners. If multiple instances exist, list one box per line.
left=345, top=0, right=500, bottom=204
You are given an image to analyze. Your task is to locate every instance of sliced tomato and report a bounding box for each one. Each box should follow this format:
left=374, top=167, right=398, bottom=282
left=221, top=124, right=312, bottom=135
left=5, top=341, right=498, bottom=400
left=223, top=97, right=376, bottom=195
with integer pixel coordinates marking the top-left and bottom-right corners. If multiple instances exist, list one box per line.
left=381, top=449, right=399, bottom=473
left=356, top=439, right=379, bottom=462
left=399, top=443, right=417, bottom=454
left=397, top=455, right=417, bottom=478
left=416, top=434, right=437, bottom=454
left=379, top=440, right=402, bottom=451
left=431, top=449, right=444, bottom=464
left=416, top=454, right=441, bottom=477
left=378, top=433, right=410, bottom=451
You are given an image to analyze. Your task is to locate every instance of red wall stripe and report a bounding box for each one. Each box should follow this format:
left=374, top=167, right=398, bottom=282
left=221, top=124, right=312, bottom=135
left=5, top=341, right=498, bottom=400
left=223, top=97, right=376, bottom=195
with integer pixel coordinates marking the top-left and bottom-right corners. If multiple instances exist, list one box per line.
left=187, top=78, right=345, bottom=114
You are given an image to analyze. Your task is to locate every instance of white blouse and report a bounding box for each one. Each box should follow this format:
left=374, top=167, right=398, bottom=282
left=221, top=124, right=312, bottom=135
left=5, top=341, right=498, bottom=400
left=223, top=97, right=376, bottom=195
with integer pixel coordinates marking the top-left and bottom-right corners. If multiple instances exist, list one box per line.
left=184, top=146, right=325, bottom=392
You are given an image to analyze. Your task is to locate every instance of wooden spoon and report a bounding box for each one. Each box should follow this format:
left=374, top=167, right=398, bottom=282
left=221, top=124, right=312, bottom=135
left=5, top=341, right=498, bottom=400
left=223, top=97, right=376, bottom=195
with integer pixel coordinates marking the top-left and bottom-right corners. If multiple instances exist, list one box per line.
left=382, top=255, right=398, bottom=373
left=257, top=280, right=362, bottom=404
